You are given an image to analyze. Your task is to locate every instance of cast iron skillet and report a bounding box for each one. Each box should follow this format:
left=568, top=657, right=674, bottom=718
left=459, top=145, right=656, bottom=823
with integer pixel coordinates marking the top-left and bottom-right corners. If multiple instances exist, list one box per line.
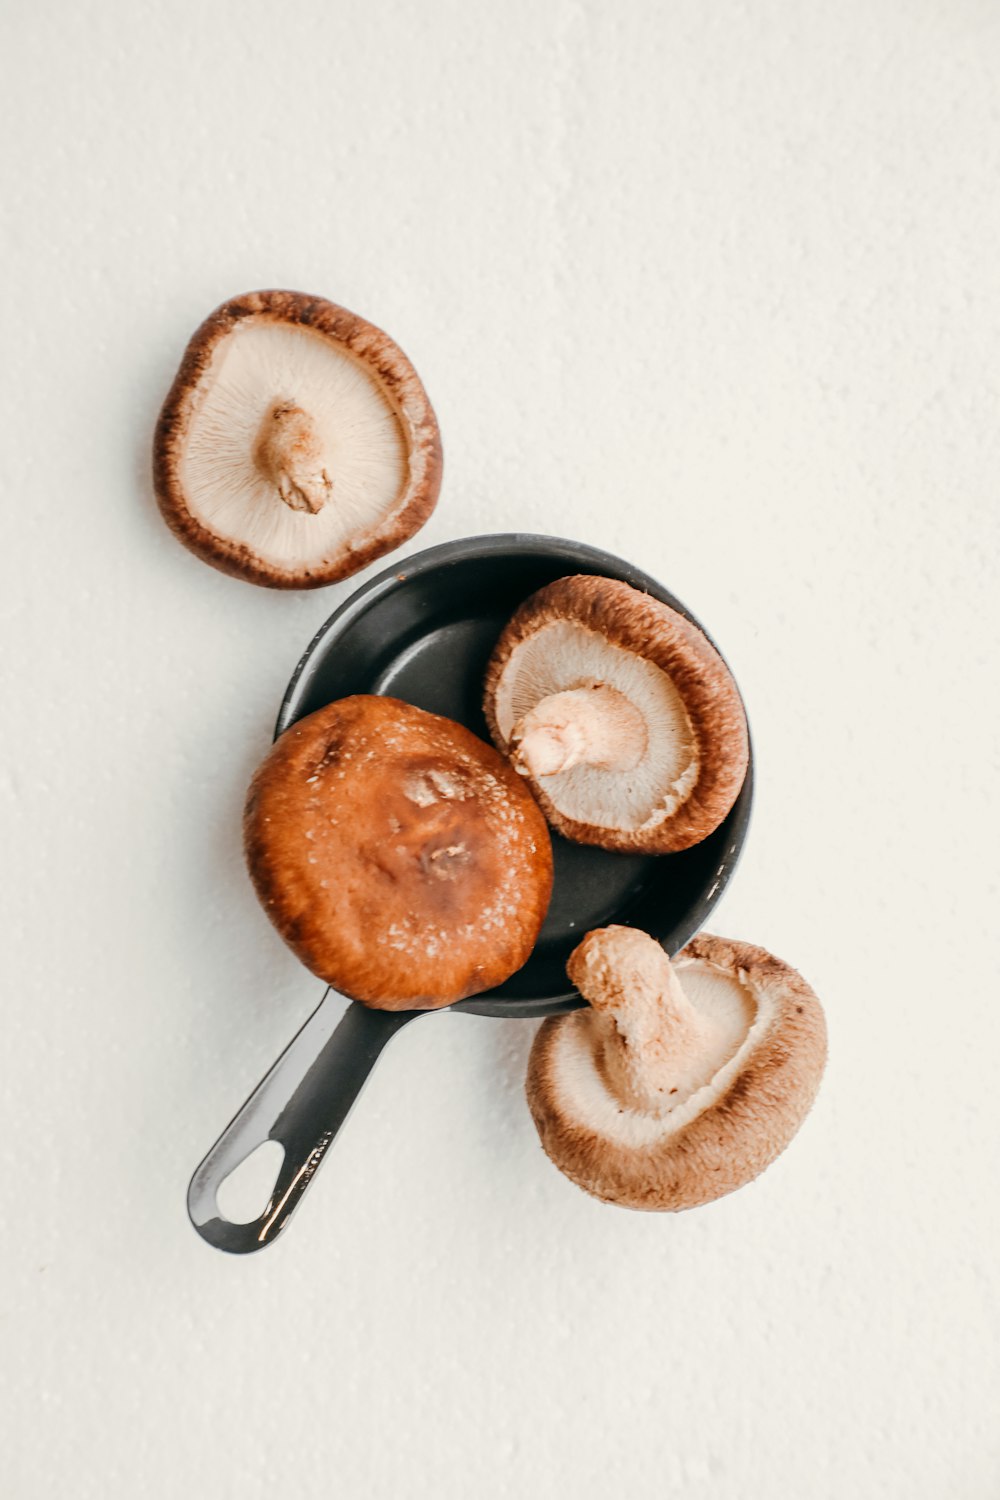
left=187, top=534, right=754, bottom=1253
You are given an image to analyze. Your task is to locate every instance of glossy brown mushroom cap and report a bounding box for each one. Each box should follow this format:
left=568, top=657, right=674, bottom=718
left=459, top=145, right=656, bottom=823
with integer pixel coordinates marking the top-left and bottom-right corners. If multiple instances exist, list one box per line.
left=244, top=696, right=553, bottom=1009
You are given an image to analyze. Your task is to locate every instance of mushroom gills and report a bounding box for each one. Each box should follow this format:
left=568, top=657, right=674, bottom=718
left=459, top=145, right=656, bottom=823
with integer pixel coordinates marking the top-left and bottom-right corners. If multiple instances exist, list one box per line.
left=529, top=927, right=826, bottom=1210
left=179, top=320, right=408, bottom=568
left=494, top=621, right=699, bottom=831
left=566, top=929, right=755, bottom=1134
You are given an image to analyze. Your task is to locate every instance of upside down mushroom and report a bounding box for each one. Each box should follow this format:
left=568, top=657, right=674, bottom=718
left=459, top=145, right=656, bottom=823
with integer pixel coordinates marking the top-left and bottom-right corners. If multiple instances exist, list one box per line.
left=526, top=926, right=826, bottom=1210
left=484, top=576, right=749, bottom=853
left=154, top=290, right=441, bottom=588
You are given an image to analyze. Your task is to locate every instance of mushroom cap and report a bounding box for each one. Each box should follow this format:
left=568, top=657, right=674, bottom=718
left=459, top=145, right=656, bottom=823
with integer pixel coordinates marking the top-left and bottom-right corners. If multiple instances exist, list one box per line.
left=244, top=696, right=553, bottom=1009
left=526, top=929, right=827, bottom=1210
left=153, top=290, right=442, bottom=589
left=483, top=576, right=749, bottom=853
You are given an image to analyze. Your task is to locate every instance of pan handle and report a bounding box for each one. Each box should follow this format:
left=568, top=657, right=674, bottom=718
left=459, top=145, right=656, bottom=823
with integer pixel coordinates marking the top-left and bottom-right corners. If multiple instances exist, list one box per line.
left=187, top=992, right=418, bottom=1254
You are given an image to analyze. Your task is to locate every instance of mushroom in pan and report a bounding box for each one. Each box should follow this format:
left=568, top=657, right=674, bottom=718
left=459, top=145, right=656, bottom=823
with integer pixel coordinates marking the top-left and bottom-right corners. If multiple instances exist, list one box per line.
left=484, top=576, right=749, bottom=853
left=244, top=696, right=553, bottom=1009
left=526, top=926, right=826, bottom=1209
left=154, top=290, right=441, bottom=588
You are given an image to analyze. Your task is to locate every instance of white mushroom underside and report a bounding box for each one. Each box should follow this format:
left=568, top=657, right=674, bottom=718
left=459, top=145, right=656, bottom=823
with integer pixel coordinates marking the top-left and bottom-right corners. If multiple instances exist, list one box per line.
left=550, top=959, right=766, bottom=1147
left=494, top=621, right=699, bottom=831
left=179, top=320, right=408, bottom=568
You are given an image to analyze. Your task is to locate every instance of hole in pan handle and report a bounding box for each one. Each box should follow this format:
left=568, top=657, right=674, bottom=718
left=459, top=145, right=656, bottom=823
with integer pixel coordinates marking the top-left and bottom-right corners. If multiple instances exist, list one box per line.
left=187, top=993, right=418, bottom=1254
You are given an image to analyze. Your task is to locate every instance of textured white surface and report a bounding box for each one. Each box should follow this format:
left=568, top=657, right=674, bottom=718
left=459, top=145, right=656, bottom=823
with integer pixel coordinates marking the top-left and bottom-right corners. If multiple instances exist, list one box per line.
left=2, top=2, right=999, bottom=1496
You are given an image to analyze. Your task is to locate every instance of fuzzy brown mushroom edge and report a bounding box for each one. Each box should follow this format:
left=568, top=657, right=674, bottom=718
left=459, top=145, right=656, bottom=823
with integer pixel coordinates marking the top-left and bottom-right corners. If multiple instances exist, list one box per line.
left=526, top=927, right=826, bottom=1210
left=484, top=576, right=749, bottom=853
left=154, top=290, right=442, bottom=589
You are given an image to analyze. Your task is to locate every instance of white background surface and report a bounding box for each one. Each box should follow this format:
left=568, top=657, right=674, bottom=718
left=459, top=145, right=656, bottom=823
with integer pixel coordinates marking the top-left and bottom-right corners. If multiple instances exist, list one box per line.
left=2, top=2, right=999, bottom=1496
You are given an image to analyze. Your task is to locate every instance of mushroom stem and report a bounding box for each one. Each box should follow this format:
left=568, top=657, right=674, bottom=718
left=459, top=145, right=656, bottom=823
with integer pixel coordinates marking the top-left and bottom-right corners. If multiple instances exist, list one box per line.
left=253, top=401, right=333, bottom=514
left=511, top=684, right=648, bottom=778
left=567, top=927, right=721, bottom=1112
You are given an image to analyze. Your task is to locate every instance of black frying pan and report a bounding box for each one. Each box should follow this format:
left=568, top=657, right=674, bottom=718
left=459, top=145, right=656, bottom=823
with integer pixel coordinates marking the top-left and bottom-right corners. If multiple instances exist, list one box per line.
left=187, top=534, right=754, bottom=1252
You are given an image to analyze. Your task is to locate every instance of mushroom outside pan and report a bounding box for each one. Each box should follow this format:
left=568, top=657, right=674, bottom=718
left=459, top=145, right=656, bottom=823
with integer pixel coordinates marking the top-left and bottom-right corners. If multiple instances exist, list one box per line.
left=188, top=536, right=755, bottom=1252
left=484, top=575, right=749, bottom=853
left=154, top=290, right=442, bottom=588
left=527, top=927, right=827, bottom=1211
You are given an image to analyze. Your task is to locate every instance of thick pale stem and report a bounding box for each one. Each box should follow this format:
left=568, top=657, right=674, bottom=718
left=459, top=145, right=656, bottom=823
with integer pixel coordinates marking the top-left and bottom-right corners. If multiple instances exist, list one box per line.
left=254, top=401, right=333, bottom=514
left=511, top=683, right=648, bottom=779
left=567, top=926, right=721, bottom=1112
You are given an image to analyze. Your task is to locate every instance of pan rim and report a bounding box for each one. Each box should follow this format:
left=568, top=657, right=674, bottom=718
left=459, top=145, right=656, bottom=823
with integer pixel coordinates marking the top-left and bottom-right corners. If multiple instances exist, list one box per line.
left=274, top=532, right=754, bottom=1017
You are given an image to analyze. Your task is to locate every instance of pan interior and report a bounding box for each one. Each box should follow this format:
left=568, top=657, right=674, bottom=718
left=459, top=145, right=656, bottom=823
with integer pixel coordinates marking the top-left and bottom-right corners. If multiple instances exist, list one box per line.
left=279, top=540, right=751, bottom=1015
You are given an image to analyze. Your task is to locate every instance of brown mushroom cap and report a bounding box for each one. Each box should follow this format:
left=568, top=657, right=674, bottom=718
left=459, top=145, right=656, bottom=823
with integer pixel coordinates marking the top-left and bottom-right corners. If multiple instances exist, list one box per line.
left=154, top=291, right=441, bottom=589
left=526, top=927, right=826, bottom=1210
left=244, top=696, right=553, bottom=1009
left=483, top=576, right=749, bottom=853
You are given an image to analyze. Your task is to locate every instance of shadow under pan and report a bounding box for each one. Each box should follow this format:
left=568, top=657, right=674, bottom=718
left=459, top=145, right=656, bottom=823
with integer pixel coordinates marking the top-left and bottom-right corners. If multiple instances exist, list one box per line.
left=277, top=533, right=753, bottom=1018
